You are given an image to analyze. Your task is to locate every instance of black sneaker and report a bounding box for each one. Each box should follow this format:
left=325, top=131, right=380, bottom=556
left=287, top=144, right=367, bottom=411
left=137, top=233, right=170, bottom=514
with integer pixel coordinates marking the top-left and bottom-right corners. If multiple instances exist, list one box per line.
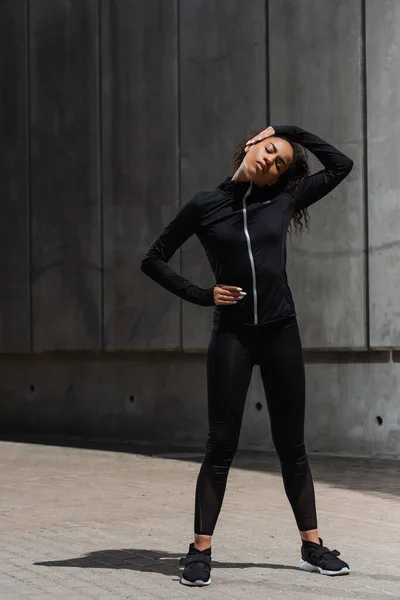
left=179, top=543, right=211, bottom=586
left=300, top=538, right=350, bottom=576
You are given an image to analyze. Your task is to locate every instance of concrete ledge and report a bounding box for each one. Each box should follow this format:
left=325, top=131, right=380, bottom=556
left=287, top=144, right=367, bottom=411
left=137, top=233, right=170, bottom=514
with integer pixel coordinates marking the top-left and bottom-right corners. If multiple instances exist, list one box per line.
left=1, top=352, right=400, bottom=457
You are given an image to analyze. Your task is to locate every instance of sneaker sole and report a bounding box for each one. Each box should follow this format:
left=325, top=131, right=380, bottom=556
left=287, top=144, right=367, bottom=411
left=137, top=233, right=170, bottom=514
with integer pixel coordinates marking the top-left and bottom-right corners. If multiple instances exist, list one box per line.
left=180, top=576, right=211, bottom=586
left=300, top=559, right=350, bottom=576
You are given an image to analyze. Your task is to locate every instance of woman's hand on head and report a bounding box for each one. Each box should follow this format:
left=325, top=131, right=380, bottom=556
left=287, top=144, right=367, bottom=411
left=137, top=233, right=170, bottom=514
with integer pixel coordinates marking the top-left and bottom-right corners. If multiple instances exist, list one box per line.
left=214, top=285, right=247, bottom=306
left=245, top=126, right=275, bottom=152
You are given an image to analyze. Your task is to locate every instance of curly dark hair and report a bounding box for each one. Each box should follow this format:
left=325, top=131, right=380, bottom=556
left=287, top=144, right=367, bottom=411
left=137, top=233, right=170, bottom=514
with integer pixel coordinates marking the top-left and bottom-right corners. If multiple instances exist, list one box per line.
left=232, top=132, right=311, bottom=233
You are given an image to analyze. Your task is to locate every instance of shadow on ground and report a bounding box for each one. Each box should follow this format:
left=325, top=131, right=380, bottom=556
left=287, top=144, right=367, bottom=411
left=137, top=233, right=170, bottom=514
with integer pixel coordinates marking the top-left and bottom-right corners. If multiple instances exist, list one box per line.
left=34, top=547, right=298, bottom=579
left=2, top=434, right=400, bottom=499
left=33, top=547, right=400, bottom=584
left=34, top=548, right=300, bottom=577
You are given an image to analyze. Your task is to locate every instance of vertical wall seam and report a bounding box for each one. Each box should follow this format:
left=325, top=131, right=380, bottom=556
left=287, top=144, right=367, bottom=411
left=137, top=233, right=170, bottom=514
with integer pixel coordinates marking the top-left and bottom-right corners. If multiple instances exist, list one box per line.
left=97, top=0, right=105, bottom=351
left=361, top=0, right=370, bottom=349
left=265, top=0, right=270, bottom=124
left=177, top=0, right=183, bottom=350
left=26, top=0, right=33, bottom=353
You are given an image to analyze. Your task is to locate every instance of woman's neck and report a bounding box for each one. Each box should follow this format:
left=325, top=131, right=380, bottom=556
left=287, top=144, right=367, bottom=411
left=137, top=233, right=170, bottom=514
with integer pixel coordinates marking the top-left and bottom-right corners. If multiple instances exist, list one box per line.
left=232, top=161, right=251, bottom=182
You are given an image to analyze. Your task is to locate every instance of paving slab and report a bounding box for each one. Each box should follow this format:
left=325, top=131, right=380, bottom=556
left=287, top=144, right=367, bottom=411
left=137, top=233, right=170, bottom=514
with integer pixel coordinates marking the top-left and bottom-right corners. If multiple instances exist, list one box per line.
left=1, top=441, right=400, bottom=599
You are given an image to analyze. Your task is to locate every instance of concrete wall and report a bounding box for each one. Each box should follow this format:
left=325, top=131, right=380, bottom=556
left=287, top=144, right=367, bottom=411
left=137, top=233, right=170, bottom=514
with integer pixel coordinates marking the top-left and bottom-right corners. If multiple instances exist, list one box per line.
left=269, top=0, right=365, bottom=349
left=101, top=1, right=181, bottom=350
left=0, top=0, right=30, bottom=352
left=1, top=351, right=398, bottom=458
left=30, top=0, right=102, bottom=351
left=2, top=0, right=400, bottom=457
left=366, top=0, right=400, bottom=348
left=180, top=0, right=266, bottom=349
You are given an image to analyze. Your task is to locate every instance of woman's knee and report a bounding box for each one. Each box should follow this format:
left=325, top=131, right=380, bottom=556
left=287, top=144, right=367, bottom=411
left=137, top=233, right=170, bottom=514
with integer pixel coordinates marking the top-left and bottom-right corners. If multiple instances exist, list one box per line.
left=205, top=422, right=239, bottom=459
left=276, top=441, right=308, bottom=470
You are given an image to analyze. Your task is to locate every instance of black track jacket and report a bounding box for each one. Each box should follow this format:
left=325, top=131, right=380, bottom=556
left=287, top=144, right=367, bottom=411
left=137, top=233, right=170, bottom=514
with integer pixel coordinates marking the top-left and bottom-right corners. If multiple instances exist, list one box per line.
left=141, top=125, right=354, bottom=327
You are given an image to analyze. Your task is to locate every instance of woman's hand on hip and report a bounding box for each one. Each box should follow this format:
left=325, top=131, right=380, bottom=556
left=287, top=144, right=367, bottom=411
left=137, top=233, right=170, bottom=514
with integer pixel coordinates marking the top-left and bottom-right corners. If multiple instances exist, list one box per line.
left=214, top=285, right=247, bottom=306
left=245, top=126, right=275, bottom=149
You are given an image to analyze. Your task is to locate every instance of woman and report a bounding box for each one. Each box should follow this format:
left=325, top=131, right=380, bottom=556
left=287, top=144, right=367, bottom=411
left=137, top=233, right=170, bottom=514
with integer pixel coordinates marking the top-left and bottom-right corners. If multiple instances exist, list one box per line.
left=141, top=124, right=353, bottom=586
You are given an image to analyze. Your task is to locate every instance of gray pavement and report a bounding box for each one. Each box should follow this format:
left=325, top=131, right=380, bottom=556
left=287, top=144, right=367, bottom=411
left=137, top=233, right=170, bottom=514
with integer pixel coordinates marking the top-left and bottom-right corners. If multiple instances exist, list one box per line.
left=1, top=440, right=400, bottom=599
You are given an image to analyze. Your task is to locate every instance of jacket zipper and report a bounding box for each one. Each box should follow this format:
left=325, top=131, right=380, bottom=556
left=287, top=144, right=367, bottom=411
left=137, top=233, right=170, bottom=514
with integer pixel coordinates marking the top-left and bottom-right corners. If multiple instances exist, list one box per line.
left=242, top=185, right=258, bottom=324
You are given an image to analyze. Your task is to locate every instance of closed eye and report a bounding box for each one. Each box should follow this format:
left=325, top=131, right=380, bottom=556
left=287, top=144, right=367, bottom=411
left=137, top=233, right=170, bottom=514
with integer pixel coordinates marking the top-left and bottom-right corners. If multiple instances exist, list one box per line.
left=268, top=142, right=287, bottom=172
left=265, top=144, right=282, bottom=171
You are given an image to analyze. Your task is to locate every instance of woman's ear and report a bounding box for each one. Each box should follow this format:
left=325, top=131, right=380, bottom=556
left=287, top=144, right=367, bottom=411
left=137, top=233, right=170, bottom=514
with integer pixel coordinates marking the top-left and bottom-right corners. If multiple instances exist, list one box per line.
left=244, top=146, right=250, bottom=153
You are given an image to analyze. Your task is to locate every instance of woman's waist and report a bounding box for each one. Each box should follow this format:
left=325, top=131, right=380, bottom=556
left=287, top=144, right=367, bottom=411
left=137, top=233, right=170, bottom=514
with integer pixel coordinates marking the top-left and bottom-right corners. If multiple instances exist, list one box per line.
left=212, top=310, right=297, bottom=333
left=213, top=301, right=296, bottom=327
left=215, top=266, right=283, bottom=293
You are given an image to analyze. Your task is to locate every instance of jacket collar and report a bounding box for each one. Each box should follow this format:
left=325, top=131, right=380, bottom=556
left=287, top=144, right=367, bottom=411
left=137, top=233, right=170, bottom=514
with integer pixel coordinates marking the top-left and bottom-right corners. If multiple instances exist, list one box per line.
left=218, top=177, right=250, bottom=197
left=218, top=176, right=284, bottom=202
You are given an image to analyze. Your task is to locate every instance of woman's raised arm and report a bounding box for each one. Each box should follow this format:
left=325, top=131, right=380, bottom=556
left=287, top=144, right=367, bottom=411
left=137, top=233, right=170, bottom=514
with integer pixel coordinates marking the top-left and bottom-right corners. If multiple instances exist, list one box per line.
left=246, top=125, right=354, bottom=210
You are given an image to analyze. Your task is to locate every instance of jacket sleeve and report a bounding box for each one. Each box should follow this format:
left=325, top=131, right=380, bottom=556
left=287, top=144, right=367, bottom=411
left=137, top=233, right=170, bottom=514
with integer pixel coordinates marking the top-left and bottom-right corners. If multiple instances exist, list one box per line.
left=273, top=125, right=354, bottom=211
left=140, top=196, right=215, bottom=306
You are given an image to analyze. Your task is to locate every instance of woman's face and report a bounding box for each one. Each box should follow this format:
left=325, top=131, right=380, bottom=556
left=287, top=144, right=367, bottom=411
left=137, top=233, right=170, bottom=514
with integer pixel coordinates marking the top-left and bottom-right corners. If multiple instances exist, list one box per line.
left=243, top=136, right=293, bottom=186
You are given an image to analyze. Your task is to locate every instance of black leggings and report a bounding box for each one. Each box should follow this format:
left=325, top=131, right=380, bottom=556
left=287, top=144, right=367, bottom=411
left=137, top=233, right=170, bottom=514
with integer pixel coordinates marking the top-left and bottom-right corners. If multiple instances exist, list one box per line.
left=194, top=316, right=317, bottom=535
